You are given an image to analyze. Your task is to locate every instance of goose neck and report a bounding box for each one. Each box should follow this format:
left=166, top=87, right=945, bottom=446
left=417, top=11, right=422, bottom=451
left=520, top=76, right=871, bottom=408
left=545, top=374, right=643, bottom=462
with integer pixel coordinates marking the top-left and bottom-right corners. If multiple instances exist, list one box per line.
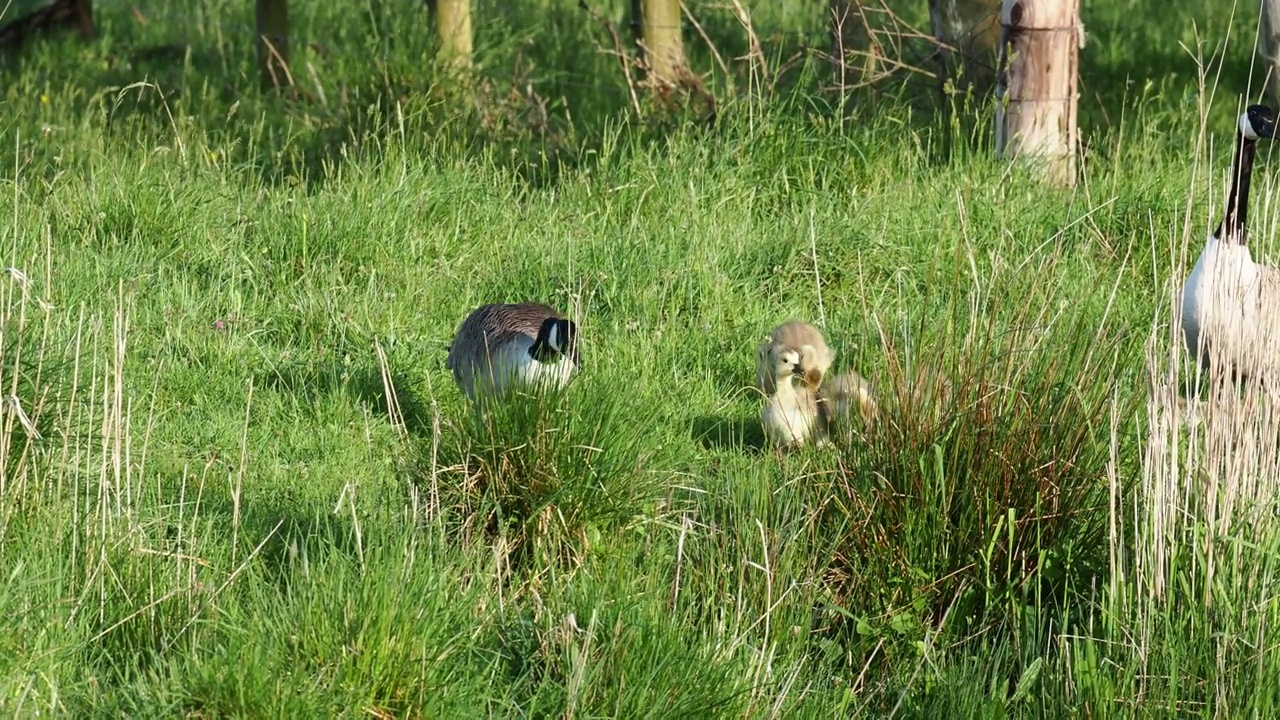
left=1215, top=131, right=1258, bottom=245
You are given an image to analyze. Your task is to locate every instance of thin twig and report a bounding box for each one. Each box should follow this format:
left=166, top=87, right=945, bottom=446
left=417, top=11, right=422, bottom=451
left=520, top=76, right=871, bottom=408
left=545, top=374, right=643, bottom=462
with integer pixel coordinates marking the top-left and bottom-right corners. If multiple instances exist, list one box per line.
left=679, top=0, right=729, bottom=79
left=578, top=0, right=643, bottom=117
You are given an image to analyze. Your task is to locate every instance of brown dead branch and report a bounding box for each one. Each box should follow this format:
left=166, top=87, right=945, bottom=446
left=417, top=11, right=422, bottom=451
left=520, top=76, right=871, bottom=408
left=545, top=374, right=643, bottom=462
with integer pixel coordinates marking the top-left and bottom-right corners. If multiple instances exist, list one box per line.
left=825, top=0, right=946, bottom=94
left=679, top=0, right=729, bottom=79
left=714, top=0, right=768, bottom=87
left=578, top=0, right=644, bottom=117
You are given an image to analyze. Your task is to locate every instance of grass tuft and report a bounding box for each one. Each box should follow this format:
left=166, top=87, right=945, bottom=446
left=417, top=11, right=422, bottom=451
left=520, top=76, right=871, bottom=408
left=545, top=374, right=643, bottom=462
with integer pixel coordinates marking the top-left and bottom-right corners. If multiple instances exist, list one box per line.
left=820, top=254, right=1138, bottom=642
left=442, top=377, right=670, bottom=569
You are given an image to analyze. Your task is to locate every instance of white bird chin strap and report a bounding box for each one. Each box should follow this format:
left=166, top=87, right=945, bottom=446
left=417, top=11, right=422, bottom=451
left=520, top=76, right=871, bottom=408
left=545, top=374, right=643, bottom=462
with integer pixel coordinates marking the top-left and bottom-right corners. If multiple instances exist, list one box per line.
left=1240, top=112, right=1261, bottom=141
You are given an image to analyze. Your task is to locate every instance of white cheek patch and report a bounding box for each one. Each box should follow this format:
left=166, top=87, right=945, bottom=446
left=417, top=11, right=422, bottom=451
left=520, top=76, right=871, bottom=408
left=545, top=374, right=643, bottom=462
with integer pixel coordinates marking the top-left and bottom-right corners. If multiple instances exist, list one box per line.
left=1240, top=112, right=1260, bottom=141
left=546, top=324, right=562, bottom=353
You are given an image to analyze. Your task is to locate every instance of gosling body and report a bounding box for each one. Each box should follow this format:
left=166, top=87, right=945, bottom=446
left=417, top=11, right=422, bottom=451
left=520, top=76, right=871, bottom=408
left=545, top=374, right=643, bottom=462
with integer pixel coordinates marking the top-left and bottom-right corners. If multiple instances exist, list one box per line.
left=821, top=370, right=878, bottom=438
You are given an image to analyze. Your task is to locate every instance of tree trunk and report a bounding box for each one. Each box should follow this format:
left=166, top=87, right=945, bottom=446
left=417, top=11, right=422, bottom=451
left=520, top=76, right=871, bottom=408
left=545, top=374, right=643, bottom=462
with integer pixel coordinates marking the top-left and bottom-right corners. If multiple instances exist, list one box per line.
left=1260, top=0, right=1280, bottom=109
left=255, top=0, right=289, bottom=91
left=929, top=0, right=1002, bottom=90
left=429, top=0, right=472, bottom=72
left=633, top=0, right=686, bottom=86
left=995, top=0, right=1080, bottom=187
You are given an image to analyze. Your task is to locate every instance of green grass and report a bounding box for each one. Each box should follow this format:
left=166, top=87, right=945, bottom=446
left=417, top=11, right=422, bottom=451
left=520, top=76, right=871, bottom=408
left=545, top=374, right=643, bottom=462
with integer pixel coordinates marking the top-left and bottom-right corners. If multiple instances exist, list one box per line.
left=3, top=0, right=1280, bottom=716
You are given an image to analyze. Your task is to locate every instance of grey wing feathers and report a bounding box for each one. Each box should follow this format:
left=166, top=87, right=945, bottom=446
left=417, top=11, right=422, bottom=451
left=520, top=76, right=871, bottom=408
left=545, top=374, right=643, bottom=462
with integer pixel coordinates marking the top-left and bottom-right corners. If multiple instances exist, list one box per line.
left=447, top=302, right=562, bottom=389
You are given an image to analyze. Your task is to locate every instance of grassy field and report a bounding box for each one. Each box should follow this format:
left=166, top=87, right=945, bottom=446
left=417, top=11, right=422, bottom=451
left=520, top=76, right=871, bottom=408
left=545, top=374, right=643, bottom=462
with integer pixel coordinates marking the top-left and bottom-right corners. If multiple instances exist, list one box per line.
left=3, top=0, right=1280, bottom=716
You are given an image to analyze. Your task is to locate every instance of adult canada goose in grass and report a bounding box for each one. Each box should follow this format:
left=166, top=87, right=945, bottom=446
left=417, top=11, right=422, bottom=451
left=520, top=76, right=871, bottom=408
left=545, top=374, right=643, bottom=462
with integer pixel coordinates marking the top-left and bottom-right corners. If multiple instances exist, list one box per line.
left=1181, top=104, right=1280, bottom=381
left=757, top=320, right=834, bottom=448
left=446, top=302, right=579, bottom=402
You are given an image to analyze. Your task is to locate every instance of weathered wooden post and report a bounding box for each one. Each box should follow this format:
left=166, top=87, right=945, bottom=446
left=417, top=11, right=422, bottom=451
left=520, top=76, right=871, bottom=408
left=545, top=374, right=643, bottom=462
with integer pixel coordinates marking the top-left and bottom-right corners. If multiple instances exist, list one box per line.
left=429, top=0, right=473, bottom=72
left=631, top=0, right=686, bottom=86
left=995, top=0, right=1080, bottom=187
left=255, top=0, right=289, bottom=90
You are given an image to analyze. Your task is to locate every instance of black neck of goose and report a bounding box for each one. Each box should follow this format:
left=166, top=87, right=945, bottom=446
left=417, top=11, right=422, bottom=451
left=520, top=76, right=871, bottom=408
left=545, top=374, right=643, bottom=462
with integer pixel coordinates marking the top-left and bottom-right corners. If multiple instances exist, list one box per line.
left=528, top=339, right=553, bottom=362
left=1216, top=132, right=1258, bottom=244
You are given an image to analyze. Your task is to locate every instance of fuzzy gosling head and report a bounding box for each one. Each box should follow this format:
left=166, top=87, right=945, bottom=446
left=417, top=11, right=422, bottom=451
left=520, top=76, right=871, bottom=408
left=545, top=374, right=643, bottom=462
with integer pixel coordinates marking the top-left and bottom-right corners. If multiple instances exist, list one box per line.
left=756, top=320, right=834, bottom=395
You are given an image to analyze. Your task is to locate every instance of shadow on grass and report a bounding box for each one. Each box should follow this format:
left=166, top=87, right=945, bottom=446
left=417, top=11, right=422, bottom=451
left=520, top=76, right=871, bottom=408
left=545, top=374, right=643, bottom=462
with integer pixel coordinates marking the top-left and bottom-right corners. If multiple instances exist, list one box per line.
left=81, top=481, right=376, bottom=693
left=0, top=28, right=595, bottom=189
left=257, top=359, right=436, bottom=436
left=691, top=413, right=766, bottom=453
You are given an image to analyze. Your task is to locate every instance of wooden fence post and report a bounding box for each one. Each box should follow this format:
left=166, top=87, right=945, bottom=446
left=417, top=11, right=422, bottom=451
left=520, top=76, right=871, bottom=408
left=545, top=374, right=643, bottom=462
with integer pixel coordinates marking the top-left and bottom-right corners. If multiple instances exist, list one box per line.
left=1260, top=0, right=1280, bottom=109
left=633, top=0, right=686, bottom=86
left=995, top=0, right=1080, bottom=187
left=430, top=0, right=473, bottom=72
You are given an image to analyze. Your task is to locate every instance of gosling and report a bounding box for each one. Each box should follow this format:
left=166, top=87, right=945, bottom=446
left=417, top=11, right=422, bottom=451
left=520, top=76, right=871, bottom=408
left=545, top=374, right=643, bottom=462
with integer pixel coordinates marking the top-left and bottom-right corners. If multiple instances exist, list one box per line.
left=757, top=321, right=834, bottom=448
left=820, top=370, right=878, bottom=441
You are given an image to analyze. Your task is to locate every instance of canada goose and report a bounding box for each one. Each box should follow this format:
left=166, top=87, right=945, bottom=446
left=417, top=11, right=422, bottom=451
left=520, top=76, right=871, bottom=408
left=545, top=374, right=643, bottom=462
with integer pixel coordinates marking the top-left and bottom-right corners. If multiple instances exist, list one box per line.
left=1181, top=104, right=1280, bottom=380
left=756, top=320, right=834, bottom=395
left=757, top=321, right=834, bottom=448
left=760, top=345, right=830, bottom=448
left=446, top=302, right=579, bottom=402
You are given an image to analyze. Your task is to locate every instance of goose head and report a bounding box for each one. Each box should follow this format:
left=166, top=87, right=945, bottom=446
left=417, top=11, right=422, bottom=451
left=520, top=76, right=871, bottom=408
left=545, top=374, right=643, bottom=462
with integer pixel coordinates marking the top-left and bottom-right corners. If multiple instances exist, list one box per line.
left=759, top=343, right=824, bottom=392
left=1240, top=105, right=1276, bottom=141
left=530, top=316, right=579, bottom=365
